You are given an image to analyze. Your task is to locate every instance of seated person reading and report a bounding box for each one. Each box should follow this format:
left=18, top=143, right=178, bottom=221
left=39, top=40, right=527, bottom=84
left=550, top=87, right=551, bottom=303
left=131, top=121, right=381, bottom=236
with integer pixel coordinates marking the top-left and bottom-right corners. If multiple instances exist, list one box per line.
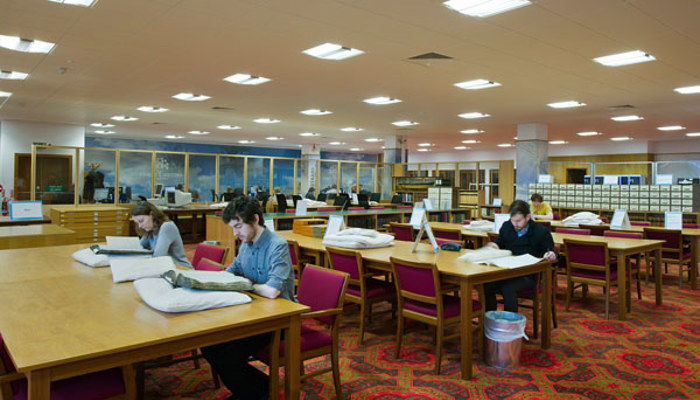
left=131, top=201, right=192, bottom=268
left=484, top=199, right=557, bottom=312
left=530, top=193, right=553, bottom=220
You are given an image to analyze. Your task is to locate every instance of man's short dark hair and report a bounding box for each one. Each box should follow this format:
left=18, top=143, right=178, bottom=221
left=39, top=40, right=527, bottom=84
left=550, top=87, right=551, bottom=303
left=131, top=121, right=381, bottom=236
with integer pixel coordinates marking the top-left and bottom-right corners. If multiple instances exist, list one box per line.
left=530, top=193, right=543, bottom=203
left=509, top=199, right=531, bottom=217
left=222, top=196, right=265, bottom=227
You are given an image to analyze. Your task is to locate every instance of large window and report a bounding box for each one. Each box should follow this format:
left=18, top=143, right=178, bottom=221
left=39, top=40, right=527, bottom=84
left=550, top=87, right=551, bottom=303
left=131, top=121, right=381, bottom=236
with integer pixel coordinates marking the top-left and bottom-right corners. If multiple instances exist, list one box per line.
left=359, top=164, right=375, bottom=194
left=120, top=151, right=152, bottom=201
left=247, top=157, right=271, bottom=193
left=340, top=162, right=357, bottom=193
left=83, top=149, right=116, bottom=203
left=272, top=158, right=295, bottom=196
left=188, top=154, right=216, bottom=202
left=319, top=161, right=338, bottom=195
left=155, top=152, right=185, bottom=192
left=219, top=156, right=245, bottom=195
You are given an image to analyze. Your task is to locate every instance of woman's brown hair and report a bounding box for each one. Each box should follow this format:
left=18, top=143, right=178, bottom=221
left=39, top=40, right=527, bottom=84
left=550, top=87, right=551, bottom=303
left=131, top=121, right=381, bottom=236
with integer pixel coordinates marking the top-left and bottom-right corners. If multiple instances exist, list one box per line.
left=130, top=201, right=169, bottom=235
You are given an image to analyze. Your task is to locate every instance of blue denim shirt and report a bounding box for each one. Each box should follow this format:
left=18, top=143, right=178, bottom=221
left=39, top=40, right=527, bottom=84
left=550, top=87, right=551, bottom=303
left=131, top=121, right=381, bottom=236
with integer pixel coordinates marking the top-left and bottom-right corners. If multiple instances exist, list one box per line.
left=226, top=228, right=296, bottom=302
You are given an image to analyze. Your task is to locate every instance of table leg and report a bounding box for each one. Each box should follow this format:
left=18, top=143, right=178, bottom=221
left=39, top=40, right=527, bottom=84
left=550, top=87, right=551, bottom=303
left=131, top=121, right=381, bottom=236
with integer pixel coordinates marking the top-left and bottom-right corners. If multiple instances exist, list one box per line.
left=614, top=250, right=626, bottom=320
left=542, top=264, right=552, bottom=349
left=191, top=213, right=199, bottom=242
left=26, top=369, right=50, bottom=400
left=654, top=246, right=663, bottom=305
left=459, top=279, right=474, bottom=380
left=284, top=314, right=302, bottom=400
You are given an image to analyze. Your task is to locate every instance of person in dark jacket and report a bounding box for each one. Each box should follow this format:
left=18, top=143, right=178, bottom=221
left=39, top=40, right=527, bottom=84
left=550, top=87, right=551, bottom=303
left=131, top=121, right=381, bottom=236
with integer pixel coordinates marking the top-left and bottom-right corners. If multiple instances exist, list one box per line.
left=484, top=199, right=557, bottom=312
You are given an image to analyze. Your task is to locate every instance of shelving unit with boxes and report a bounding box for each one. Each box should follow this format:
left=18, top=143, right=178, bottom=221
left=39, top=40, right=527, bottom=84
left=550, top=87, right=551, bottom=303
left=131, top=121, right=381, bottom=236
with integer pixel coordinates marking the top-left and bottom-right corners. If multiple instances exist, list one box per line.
left=50, top=205, right=129, bottom=244
left=427, top=187, right=456, bottom=209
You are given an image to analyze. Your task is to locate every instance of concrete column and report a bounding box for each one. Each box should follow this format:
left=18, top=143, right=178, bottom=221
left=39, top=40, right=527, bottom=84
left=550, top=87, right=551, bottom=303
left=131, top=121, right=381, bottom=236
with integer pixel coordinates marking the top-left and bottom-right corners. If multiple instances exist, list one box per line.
left=382, top=135, right=406, bottom=199
left=300, top=144, right=320, bottom=195
left=515, top=123, right=548, bottom=201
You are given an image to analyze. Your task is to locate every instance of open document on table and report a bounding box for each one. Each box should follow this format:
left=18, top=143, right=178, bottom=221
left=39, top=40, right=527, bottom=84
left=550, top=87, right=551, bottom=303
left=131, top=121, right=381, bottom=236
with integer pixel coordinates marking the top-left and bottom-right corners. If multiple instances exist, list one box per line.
left=459, top=247, right=542, bottom=269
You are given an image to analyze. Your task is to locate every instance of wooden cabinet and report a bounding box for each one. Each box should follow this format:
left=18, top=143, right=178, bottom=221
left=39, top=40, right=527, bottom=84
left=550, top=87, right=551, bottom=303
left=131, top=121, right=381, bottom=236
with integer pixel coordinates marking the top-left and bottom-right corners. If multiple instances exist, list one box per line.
left=50, top=205, right=129, bottom=243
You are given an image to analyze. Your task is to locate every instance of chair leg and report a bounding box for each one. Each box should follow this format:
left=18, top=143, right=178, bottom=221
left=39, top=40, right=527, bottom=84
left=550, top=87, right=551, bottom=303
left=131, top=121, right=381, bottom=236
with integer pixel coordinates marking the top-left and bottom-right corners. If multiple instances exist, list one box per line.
left=532, top=291, right=540, bottom=340
left=395, top=315, right=404, bottom=359
left=191, top=349, right=201, bottom=369
left=359, top=302, right=368, bottom=344
left=605, top=284, right=610, bottom=320
left=565, top=278, right=572, bottom=311
left=332, top=341, right=344, bottom=400
left=434, top=324, right=443, bottom=375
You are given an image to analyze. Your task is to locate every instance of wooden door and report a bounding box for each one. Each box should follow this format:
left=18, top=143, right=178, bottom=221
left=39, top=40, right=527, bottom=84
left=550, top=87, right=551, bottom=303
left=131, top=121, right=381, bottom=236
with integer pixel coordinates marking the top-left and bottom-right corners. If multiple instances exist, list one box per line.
left=14, top=154, right=72, bottom=202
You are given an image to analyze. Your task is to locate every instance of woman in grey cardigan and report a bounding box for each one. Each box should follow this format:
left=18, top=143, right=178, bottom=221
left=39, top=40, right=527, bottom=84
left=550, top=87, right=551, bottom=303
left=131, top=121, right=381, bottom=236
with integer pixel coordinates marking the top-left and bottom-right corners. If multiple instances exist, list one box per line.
left=131, top=201, right=192, bottom=268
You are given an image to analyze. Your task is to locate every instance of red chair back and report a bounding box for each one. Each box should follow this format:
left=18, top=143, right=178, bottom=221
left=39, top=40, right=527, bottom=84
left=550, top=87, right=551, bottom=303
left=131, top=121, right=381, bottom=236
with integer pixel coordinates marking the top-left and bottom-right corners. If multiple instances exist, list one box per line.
left=370, top=206, right=385, bottom=210
left=297, top=265, right=349, bottom=325
left=432, top=228, right=461, bottom=240
left=287, top=241, right=299, bottom=266
left=397, top=205, right=413, bottom=209
left=390, top=222, right=414, bottom=241
left=683, top=224, right=698, bottom=229
left=391, top=258, right=439, bottom=300
left=630, top=221, right=650, bottom=226
left=564, top=239, right=608, bottom=269
left=555, top=228, right=591, bottom=235
left=192, top=244, right=228, bottom=269
left=347, top=207, right=364, bottom=211
left=604, top=231, right=642, bottom=240
left=286, top=209, right=296, bottom=214
left=643, top=227, right=682, bottom=250
left=326, top=247, right=362, bottom=281
left=579, top=224, right=609, bottom=236
left=196, top=258, right=225, bottom=271
left=317, top=207, right=336, bottom=212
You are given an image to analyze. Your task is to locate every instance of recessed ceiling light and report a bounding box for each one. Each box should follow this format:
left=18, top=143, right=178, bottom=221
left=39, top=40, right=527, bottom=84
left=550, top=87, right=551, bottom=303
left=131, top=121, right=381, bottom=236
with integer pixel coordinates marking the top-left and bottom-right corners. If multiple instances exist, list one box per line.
left=443, top=0, right=531, bottom=17
left=547, top=100, right=586, bottom=109
left=90, top=123, right=115, bottom=128
left=237, top=139, right=255, bottom=144
left=462, top=139, right=480, bottom=144
left=93, top=130, right=115, bottom=135
left=454, top=146, right=470, bottom=150
left=188, top=130, right=210, bottom=135
left=0, top=35, right=55, bottom=53
left=392, top=120, right=419, bottom=127
left=254, top=118, right=280, bottom=124
left=217, top=124, right=241, bottom=130
left=341, top=127, right=364, bottom=132
left=172, top=92, right=211, bottom=101
left=137, top=106, right=169, bottom=113
left=549, top=140, right=568, bottom=145
left=0, top=70, right=28, bottom=80
left=686, top=132, right=700, bottom=137
left=454, top=79, right=501, bottom=90
left=461, top=129, right=485, bottom=134
left=328, top=141, right=346, bottom=145
left=417, top=143, right=434, bottom=147
left=610, top=136, right=631, bottom=141
left=165, top=135, right=184, bottom=139
left=349, top=147, right=364, bottom=151
left=577, top=131, right=602, bottom=136
left=657, top=125, right=685, bottom=131
left=47, top=0, right=97, bottom=7
left=223, top=73, right=271, bottom=85
left=303, top=43, right=364, bottom=60
left=299, top=132, right=321, bottom=137
left=363, top=96, right=402, bottom=105
left=300, top=109, right=332, bottom=116
left=497, top=143, right=514, bottom=147
left=611, top=115, right=643, bottom=122
left=594, top=50, right=655, bottom=67
left=266, top=136, right=284, bottom=141
left=458, top=112, right=490, bottom=119
left=364, top=138, right=383, bottom=142
left=674, top=85, right=700, bottom=94
left=416, top=148, right=432, bottom=152
left=110, top=115, right=138, bottom=122
left=0, top=91, right=13, bottom=97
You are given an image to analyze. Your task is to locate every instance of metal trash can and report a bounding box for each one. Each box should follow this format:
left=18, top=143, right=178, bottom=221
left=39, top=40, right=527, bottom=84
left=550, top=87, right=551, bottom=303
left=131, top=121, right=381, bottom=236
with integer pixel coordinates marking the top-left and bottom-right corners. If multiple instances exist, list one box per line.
left=484, top=311, right=528, bottom=368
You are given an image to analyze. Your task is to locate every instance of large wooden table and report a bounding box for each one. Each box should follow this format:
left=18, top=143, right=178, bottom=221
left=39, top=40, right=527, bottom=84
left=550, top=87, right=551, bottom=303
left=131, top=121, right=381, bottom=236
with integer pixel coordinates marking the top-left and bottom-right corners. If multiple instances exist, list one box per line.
left=0, top=244, right=308, bottom=400
left=0, top=216, right=51, bottom=226
left=277, top=231, right=552, bottom=380
left=0, top=224, right=75, bottom=249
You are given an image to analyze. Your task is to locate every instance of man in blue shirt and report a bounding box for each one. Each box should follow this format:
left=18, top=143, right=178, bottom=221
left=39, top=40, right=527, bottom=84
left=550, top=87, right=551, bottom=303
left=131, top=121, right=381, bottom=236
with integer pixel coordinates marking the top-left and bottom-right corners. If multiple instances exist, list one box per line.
left=485, top=199, right=557, bottom=312
left=201, top=196, right=295, bottom=400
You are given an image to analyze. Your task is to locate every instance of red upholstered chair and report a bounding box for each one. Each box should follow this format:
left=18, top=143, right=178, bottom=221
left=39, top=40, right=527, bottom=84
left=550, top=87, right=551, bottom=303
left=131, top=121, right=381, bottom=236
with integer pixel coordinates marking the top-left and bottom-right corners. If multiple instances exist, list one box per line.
left=286, top=209, right=296, bottom=214
left=564, top=238, right=629, bottom=319
left=462, top=220, right=471, bottom=225
left=287, top=239, right=313, bottom=288
left=630, top=221, right=650, bottom=227
left=326, top=246, right=395, bottom=344
left=397, top=205, right=413, bottom=210
left=370, top=206, right=385, bottom=210
left=196, top=257, right=226, bottom=271
left=318, top=207, right=336, bottom=212
left=191, top=243, right=229, bottom=270
left=603, top=231, right=643, bottom=299
left=390, top=222, right=415, bottom=242
left=390, top=257, right=483, bottom=374
left=579, top=224, right=610, bottom=236
left=431, top=226, right=464, bottom=248
left=256, top=265, right=349, bottom=400
left=555, top=227, right=591, bottom=235
left=486, top=231, right=499, bottom=243
left=683, top=223, right=698, bottom=229
left=536, top=220, right=552, bottom=231
left=347, top=207, right=364, bottom=211
left=1, top=333, right=135, bottom=400
left=643, top=227, right=692, bottom=288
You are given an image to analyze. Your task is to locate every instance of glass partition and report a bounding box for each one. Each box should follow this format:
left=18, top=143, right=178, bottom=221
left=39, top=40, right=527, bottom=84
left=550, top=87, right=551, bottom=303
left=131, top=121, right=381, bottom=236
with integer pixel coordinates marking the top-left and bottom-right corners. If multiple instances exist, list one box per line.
left=340, top=162, right=358, bottom=193
left=219, top=156, right=245, bottom=195
left=594, top=162, right=651, bottom=185
left=247, top=157, right=271, bottom=194
left=359, top=164, right=375, bottom=195
left=119, top=151, right=152, bottom=201
left=188, top=154, right=216, bottom=202
left=272, top=158, right=295, bottom=196
left=83, top=149, right=116, bottom=204
left=319, top=161, right=338, bottom=195
left=656, top=160, right=700, bottom=185
left=155, top=152, right=185, bottom=193
left=377, top=163, right=393, bottom=200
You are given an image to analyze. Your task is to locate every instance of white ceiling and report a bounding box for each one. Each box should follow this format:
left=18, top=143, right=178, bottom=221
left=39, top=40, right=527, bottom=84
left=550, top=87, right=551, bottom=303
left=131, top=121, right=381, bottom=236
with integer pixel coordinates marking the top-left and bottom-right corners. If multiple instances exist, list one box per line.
left=1, top=0, right=700, bottom=154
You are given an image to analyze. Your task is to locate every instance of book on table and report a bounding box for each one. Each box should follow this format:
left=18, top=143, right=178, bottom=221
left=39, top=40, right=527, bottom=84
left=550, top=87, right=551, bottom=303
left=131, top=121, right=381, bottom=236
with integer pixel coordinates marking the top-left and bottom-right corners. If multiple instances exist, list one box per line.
left=91, top=236, right=153, bottom=255
left=459, top=247, right=542, bottom=269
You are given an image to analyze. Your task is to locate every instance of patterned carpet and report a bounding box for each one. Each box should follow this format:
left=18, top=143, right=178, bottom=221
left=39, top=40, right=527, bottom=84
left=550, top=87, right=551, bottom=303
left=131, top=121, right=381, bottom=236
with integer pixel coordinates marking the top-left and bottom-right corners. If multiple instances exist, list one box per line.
left=145, top=250, right=700, bottom=400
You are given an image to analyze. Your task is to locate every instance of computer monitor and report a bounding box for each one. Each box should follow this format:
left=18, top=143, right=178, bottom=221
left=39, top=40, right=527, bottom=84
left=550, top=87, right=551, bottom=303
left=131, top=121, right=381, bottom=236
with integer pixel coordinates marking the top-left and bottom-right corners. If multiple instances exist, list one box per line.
left=154, top=184, right=163, bottom=198
left=94, top=188, right=109, bottom=202
left=369, top=192, right=380, bottom=202
left=391, top=194, right=403, bottom=204
left=166, top=190, right=192, bottom=207
left=162, top=186, right=175, bottom=197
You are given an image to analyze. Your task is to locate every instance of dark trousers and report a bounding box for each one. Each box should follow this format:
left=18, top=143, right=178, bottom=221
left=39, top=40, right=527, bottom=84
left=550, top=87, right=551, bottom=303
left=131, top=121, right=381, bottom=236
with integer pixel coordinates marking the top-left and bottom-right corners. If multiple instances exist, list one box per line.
left=484, top=274, right=536, bottom=312
left=201, top=332, right=272, bottom=400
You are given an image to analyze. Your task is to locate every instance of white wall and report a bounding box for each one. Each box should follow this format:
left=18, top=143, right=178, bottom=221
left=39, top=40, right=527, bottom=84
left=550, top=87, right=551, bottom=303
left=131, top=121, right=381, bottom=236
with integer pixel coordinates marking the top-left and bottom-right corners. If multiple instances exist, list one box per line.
left=0, top=120, right=84, bottom=196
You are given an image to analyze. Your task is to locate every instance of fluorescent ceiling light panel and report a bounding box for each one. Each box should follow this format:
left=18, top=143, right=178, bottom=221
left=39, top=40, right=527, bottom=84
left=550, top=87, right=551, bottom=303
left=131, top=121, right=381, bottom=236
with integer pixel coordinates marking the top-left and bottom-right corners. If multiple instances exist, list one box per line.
left=0, top=91, right=13, bottom=97
left=254, top=118, right=280, bottom=124
left=217, top=125, right=241, bottom=130
left=328, top=141, right=346, bottom=145
left=137, top=106, right=168, bottom=113
left=497, top=143, right=513, bottom=147
left=0, top=35, right=55, bottom=53
left=93, top=130, right=115, bottom=135
left=454, top=146, right=470, bottom=150
left=341, top=127, right=364, bottom=132
left=266, top=136, right=284, bottom=141
left=223, top=73, right=271, bottom=85
left=48, top=0, right=97, bottom=6
left=237, top=139, right=255, bottom=144
left=303, top=43, right=364, bottom=60
left=460, top=129, right=484, bottom=134
left=349, top=147, right=364, bottom=151
left=462, top=139, right=480, bottom=144
left=110, top=115, right=138, bottom=122
left=611, top=115, right=643, bottom=122
left=549, top=140, right=568, bottom=145
left=417, top=143, right=434, bottom=147
left=300, top=109, right=332, bottom=116
left=172, top=92, right=210, bottom=101
left=364, top=138, right=383, bottom=142
left=594, top=50, right=655, bottom=67
left=686, top=132, right=700, bottom=137
left=458, top=112, right=490, bottom=119
left=392, top=120, right=419, bottom=127
left=577, top=131, right=602, bottom=136
left=299, top=132, right=321, bottom=137
left=0, top=70, right=28, bottom=80
left=657, top=125, right=685, bottom=131
left=416, top=148, right=431, bottom=152
left=674, top=85, right=700, bottom=94
left=188, top=130, right=210, bottom=135
left=90, top=123, right=115, bottom=128
left=454, top=79, right=501, bottom=90
left=610, top=136, right=631, bottom=141
left=443, top=0, right=532, bottom=17
left=363, top=96, right=401, bottom=105
left=547, top=100, right=586, bottom=109
left=165, top=135, right=184, bottom=139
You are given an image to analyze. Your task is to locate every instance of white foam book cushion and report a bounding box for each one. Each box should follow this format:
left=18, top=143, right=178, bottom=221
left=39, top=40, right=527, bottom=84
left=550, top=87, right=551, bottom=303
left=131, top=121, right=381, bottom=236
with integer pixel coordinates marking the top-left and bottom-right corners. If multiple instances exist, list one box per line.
left=323, top=228, right=394, bottom=249
left=72, top=248, right=110, bottom=268
left=133, top=277, right=252, bottom=313
left=110, top=256, right=175, bottom=283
